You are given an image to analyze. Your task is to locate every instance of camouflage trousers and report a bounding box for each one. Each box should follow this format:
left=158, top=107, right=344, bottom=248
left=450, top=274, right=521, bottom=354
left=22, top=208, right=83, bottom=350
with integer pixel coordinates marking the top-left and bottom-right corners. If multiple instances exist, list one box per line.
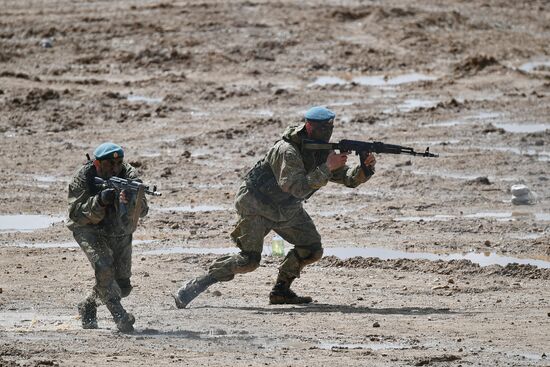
left=73, top=230, right=133, bottom=305
left=208, top=208, right=323, bottom=282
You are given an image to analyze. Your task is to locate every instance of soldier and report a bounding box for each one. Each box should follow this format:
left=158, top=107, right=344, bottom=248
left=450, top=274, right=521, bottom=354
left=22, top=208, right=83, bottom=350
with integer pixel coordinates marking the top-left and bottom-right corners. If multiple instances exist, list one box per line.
left=174, top=106, right=376, bottom=308
left=67, top=142, right=148, bottom=332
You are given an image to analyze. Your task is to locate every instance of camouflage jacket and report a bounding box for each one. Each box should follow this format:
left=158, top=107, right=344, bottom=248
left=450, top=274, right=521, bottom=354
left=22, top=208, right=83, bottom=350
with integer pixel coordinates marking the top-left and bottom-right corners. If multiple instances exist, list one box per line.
left=66, top=161, right=148, bottom=236
left=236, top=124, right=371, bottom=222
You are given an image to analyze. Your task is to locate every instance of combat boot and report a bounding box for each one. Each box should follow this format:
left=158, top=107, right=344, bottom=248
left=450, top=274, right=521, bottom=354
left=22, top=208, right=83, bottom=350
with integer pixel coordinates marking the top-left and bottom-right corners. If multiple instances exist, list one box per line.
left=174, top=274, right=217, bottom=309
left=114, top=312, right=135, bottom=333
left=77, top=300, right=98, bottom=329
left=105, top=299, right=135, bottom=333
left=269, top=278, right=312, bottom=305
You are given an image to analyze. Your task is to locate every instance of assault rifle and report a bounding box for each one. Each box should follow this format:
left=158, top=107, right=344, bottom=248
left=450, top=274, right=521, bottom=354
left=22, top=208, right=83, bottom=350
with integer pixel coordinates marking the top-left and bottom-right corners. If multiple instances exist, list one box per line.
left=94, top=177, right=161, bottom=232
left=303, top=139, right=438, bottom=176
left=94, top=177, right=162, bottom=197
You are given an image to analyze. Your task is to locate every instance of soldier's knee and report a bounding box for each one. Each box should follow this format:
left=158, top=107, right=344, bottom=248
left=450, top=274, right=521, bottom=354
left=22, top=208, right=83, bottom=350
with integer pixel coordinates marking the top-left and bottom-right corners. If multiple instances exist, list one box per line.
left=117, top=278, right=132, bottom=298
left=95, top=258, right=115, bottom=287
left=303, top=248, right=324, bottom=265
left=293, top=245, right=323, bottom=266
left=234, top=251, right=261, bottom=274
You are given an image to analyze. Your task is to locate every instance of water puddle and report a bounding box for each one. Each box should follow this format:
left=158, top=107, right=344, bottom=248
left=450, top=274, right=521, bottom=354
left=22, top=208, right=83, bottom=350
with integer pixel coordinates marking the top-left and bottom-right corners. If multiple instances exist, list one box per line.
left=0, top=215, right=64, bottom=232
left=423, top=120, right=465, bottom=127
left=423, top=112, right=500, bottom=127
left=140, top=246, right=550, bottom=268
left=385, top=99, right=438, bottom=113
left=309, top=73, right=437, bottom=87
left=0, top=311, right=77, bottom=332
left=329, top=101, right=355, bottom=107
left=32, top=175, right=60, bottom=183
left=127, top=95, right=163, bottom=103
left=352, top=73, right=436, bottom=86
left=465, top=111, right=501, bottom=120
left=412, top=169, right=518, bottom=182
left=494, top=123, right=550, bottom=133
left=535, top=213, right=550, bottom=221
left=317, top=341, right=409, bottom=351
left=412, top=170, right=486, bottom=181
left=505, top=351, right=547, bottom=361
left=510, top=233, right=542, bottom=240
left=155, top=205, right=228, bottom=213
left=139, top=150, right=161, bottom=157
left=6, top=239, right=156, bottom=249
left=518, top=60, right=550, bottom=73
left=393, top=215, right=455, bottom=222
left=309, top=76, right=347, bottom=86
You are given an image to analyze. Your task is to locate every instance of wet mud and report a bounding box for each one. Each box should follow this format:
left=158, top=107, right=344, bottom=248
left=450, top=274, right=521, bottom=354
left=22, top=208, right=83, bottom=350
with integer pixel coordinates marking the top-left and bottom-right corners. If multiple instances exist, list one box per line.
left=1, top=0, right=549, bottom=366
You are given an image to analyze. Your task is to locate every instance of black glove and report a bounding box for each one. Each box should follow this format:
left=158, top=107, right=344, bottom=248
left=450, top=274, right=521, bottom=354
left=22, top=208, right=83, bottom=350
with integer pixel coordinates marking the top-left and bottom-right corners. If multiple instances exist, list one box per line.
left=99, top=188, right=116, bottom=207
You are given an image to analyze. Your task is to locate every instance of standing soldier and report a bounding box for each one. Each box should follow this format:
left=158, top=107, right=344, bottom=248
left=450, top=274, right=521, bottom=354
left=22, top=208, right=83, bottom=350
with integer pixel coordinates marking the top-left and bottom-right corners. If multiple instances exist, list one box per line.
left=67, top=142, right=148, bottom=332
left=174, top=106, right=376, bottom=308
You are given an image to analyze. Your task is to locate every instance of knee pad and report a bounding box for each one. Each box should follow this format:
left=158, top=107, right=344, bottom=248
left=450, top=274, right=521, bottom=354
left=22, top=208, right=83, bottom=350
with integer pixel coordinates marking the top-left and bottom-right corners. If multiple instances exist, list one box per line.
left=95, top=258, right=115, bottom=287
left=117, top=278, right=132, bottom=298
left=302, top=248, right=324, bottom=266
left=233, top=251, right=261, bottom=274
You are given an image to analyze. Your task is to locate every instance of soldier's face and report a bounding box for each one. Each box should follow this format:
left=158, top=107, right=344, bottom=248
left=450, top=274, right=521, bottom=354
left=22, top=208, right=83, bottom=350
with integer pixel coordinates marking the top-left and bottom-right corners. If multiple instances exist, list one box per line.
left=97, top=158, right=123, bottom=178
left=308, top=120, right=334, bottom=142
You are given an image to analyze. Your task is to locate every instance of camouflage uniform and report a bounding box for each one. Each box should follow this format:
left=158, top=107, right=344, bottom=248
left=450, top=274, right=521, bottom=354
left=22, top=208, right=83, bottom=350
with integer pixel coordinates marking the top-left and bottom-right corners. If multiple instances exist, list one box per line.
left=67, top=161, right=148, bottom=327
left=208, top=124, right=369, bottom=283
left=174, top=123, right=372, bottom=308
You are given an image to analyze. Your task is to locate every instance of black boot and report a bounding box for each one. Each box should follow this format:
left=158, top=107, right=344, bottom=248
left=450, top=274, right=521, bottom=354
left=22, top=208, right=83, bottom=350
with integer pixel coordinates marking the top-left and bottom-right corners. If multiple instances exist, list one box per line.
left=174, top=274, right=217, bottom=309
left=105, top=298, right=135, bottom=333
left=77, top=299, right=98, bottom=329
left=269, top=277, right=312, bottom=305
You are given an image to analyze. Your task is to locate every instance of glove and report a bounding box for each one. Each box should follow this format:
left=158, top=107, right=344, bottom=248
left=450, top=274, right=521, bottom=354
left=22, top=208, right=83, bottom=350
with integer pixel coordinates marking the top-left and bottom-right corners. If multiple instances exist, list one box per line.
left=98, top=188, right=116, bottom=207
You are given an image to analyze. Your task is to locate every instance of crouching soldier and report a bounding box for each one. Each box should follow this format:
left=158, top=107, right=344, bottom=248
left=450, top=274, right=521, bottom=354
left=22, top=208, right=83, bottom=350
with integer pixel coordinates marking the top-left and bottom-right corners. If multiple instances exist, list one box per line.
left=67, top=142, right=148, bottom=332
left=174, top=106, right=376, bottom=308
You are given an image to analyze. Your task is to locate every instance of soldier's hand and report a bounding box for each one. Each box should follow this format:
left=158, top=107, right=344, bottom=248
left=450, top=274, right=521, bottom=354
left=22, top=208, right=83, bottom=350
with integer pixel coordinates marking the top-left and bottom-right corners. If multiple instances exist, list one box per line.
left=120, top=190, right=129, bottom=204
left=99, top=188, right=116, bottom=207
left=363, top=153, right=376, bottom=170
left=326, top=151, right=349, bottom=171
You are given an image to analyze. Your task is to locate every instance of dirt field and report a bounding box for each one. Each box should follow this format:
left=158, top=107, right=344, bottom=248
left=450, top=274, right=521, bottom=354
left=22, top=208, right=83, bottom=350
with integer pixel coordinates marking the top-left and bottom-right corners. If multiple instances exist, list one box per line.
left=1, top=0, right=549, bottom=366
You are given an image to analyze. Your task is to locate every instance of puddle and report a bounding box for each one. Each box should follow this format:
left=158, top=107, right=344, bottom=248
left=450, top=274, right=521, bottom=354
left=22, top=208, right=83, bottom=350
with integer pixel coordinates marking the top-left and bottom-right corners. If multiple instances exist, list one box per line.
left=190, top=110, right=211, bottom=117
left=352, top=73, right=436, bottom=86
left=385, top=99, right=438, bottom=113
left=0, top=311, right=77, bottom=332
left=494, top=123, right=550, bottom=133
left=412, top=170, right=486, bottom=181
left=256, top=109, right=274, bottom=117
left=505, top=351, right=547, bottom=361
left=393, top=215, right=455, bottom=222
left=423, top=120, right=465, bottom=127
left=155, top=205, right=228, bottom=213
left=412, top=170, right=518, bottom=182
left=309, top=73, right=437, bottom=88
left=317, top=342, right=409, bottom=351
left=0, top=215, right=64, bottom=232
left=423, top=112, right=500, bottom=127
left=329, top=101, right=355, bottom=107
left=510, top=233, right=542, bottom=240
left=309, top=76, right=347, bottom=86
left=6, top=239, right=156, bottom=249
left=465, top=111, right=501, bottom=120
left=127, top=95, right=163, bottom=103
left=463, top=212, right=513, bottom=220
left=139, top=150, right=161, bottom=157
left=535, top=213, right=550, bottom=221
left=140, top=246, right=550, bottom=268
left=518, top=60, right=550, bottom=73
left=32, top=175, right=60, bottom=183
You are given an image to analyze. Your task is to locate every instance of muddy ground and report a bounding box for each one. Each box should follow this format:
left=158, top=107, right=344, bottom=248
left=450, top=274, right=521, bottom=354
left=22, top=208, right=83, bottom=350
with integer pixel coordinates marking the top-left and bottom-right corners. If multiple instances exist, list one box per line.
left=1, top=0, right=549, bottom=366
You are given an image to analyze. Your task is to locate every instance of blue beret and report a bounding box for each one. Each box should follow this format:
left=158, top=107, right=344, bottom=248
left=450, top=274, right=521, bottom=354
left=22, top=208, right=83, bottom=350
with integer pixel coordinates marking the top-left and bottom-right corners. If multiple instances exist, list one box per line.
left=93, top=142, right=124, bottom=160
left=304, top=106, right=336, bottom=123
